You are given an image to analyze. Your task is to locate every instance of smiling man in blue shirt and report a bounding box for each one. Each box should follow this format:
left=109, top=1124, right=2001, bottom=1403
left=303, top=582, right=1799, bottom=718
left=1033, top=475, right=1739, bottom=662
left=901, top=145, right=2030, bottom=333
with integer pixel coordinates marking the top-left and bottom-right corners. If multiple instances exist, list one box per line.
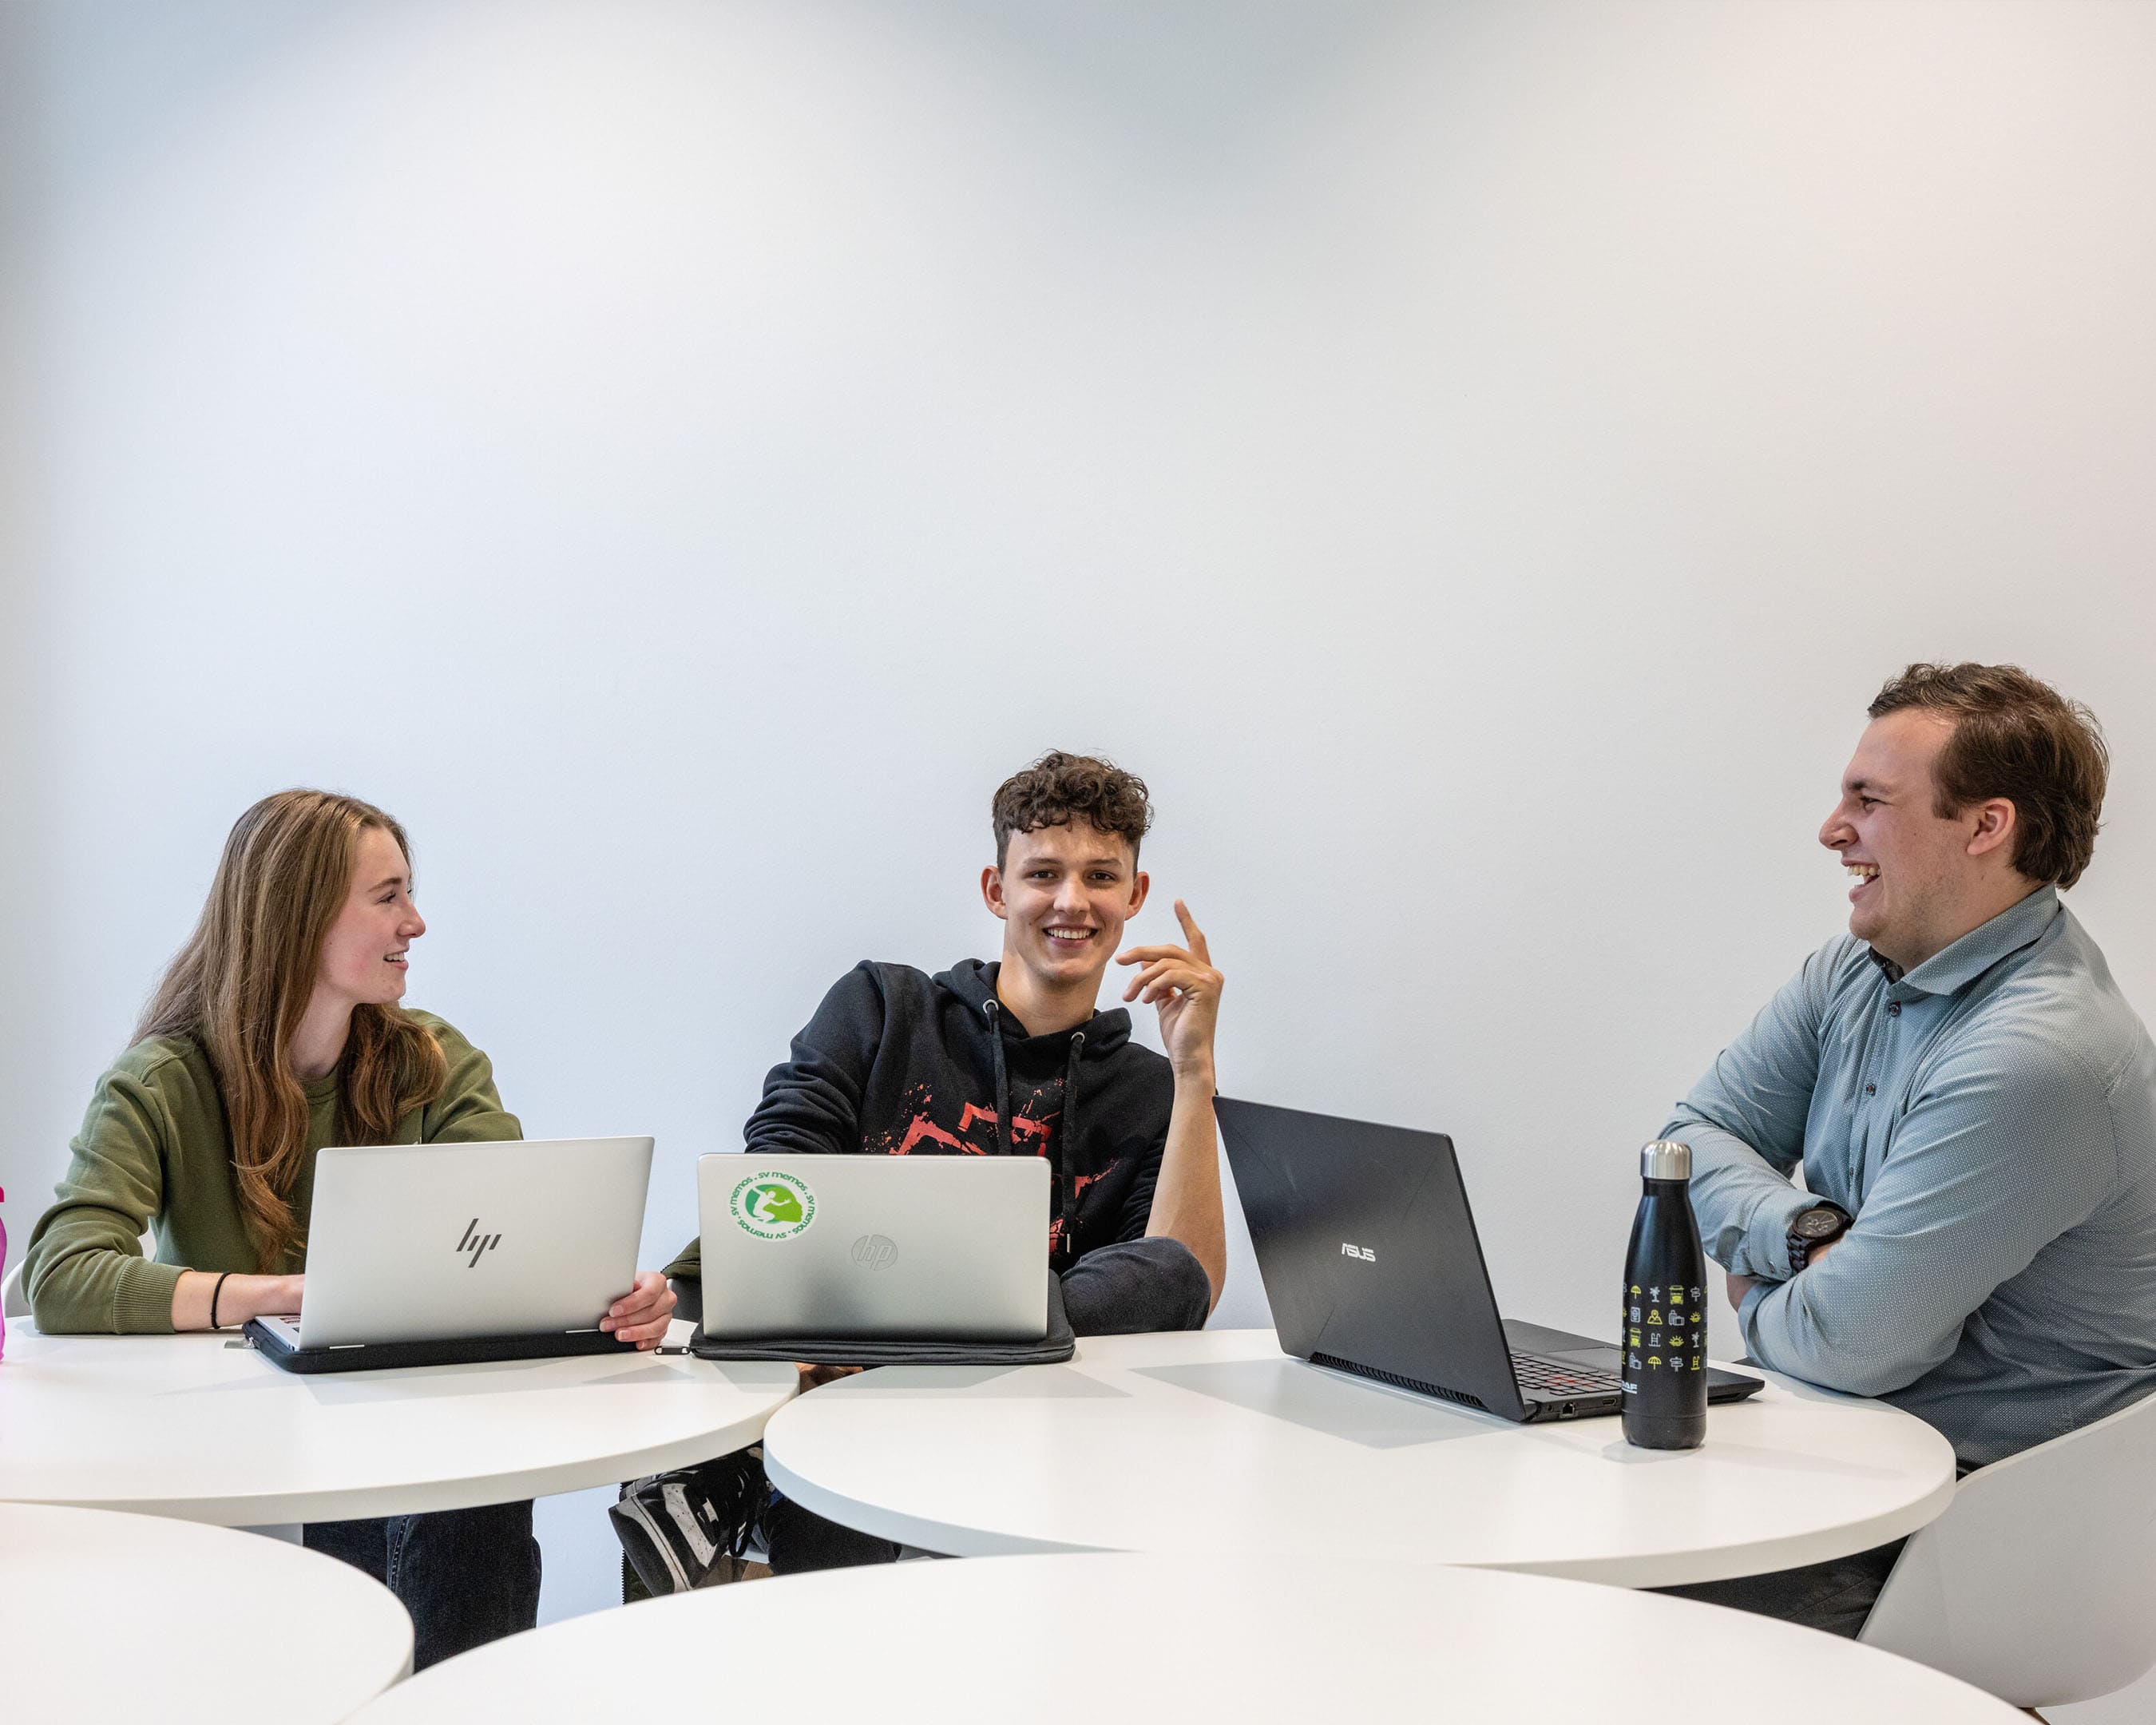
left=1659, top=662, right=2156, bottom=1636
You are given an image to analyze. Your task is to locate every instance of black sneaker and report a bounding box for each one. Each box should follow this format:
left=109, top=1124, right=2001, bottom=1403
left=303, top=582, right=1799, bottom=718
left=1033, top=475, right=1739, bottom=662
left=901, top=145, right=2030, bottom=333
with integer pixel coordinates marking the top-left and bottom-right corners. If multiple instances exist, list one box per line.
left=611, top=1445, right=771, bottom=1599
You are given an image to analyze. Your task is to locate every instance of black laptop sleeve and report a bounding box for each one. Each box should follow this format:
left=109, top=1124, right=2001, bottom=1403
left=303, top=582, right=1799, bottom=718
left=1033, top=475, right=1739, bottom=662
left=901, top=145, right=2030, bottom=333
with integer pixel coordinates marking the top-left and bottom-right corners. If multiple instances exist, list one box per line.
left=241, top=1319, right=629, bottom=1374
left=687, top=1271, right=1076, bottom=1366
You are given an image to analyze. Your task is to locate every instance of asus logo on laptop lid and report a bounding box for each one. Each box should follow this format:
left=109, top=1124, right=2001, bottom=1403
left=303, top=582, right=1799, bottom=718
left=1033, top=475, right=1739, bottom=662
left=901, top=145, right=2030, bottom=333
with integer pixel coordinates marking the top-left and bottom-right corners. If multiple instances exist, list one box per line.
left=456, top=1219, right=502, bottom=1267
left=1341, top=1243, right=1375, bottom=1262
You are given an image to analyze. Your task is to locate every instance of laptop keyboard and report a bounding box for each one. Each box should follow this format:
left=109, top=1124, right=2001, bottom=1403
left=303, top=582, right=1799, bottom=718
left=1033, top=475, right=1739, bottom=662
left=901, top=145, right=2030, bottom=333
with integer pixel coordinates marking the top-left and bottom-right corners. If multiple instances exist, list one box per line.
left=1510, top=1350, right=1623, bottom=1396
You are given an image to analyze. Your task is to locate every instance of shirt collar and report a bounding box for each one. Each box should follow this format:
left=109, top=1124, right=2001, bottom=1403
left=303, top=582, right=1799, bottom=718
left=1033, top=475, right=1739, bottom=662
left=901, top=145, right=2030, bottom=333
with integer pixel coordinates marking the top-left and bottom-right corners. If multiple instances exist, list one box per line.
left=1869, top=884, right=2061, bottom=997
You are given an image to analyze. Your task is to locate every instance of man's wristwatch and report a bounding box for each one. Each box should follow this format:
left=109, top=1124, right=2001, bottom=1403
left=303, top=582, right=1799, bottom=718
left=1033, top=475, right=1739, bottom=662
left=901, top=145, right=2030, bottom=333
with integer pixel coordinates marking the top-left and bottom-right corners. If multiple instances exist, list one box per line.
left=1787, top=1202, right=1853, bottom=1275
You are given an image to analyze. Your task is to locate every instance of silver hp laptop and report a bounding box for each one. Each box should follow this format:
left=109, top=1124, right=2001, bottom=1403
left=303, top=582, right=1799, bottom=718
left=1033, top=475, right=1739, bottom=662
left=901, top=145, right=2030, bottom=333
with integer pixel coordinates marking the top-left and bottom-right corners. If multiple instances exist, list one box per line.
left=692, top=1153, right=1051, bottom=1345
left=244, top=1135, right=654, bottom=1373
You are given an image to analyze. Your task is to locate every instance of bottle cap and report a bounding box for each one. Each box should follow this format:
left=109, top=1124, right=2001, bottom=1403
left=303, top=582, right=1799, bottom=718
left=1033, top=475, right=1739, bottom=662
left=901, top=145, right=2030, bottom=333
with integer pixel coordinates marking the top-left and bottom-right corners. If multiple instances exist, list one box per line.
left=1641, top=1140, right=1692, bottom=1180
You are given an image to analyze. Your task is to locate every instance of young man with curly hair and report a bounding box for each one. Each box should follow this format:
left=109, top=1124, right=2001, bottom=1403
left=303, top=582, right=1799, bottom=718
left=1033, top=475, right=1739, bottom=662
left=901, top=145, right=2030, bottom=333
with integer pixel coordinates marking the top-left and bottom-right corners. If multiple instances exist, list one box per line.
left=648, top=751, right=1225, bottom=1576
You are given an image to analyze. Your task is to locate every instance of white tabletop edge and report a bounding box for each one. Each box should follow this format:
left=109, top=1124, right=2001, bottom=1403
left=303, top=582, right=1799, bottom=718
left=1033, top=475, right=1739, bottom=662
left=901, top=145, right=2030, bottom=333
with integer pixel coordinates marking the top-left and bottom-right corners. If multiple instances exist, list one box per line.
left=762, top=1448, right=1112, bottom=1558
left=28, top=1407, right=788, bottom=1525
left=3, top=1501, right=414, bottom=1724
left=757, top=1330, right=1960, bottom=1584
left=0, top=1323, right=799, bottom=1525
left=1460, top=1466, right=1960, bottom=1588
left=335, top=1551, right=2026, bottom=1725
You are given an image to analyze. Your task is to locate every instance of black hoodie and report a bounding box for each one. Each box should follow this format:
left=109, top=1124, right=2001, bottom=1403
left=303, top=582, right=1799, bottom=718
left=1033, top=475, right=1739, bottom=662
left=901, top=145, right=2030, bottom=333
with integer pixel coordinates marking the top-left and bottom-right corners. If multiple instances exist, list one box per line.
left=668, top=959, right=1174, bottom=1278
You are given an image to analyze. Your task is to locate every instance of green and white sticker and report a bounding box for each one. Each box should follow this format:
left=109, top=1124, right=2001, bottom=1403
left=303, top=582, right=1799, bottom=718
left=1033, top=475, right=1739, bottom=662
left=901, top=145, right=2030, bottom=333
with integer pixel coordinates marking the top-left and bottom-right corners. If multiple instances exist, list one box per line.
left=730, top=1169, right=816, bottom=1240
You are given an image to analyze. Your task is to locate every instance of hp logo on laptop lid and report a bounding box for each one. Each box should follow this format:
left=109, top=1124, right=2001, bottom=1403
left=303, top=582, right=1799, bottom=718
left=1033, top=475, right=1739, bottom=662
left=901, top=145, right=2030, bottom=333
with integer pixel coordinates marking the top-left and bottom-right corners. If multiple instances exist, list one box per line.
left=851, top=1234, right=898, bottom=1271
left=456, top=1219, right=501, bottom=1267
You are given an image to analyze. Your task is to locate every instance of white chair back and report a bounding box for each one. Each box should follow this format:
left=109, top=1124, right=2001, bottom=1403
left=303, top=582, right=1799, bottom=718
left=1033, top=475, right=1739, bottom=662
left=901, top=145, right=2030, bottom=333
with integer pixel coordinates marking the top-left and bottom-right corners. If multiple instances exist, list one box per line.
left=1860, top=1385, right=2156, bottom=1708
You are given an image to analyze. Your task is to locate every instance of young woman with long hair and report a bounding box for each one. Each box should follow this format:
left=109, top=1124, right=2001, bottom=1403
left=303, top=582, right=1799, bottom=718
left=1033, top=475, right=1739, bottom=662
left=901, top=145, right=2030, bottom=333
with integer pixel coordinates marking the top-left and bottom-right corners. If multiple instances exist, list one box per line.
left=23, top=788, right=676, bottom=1664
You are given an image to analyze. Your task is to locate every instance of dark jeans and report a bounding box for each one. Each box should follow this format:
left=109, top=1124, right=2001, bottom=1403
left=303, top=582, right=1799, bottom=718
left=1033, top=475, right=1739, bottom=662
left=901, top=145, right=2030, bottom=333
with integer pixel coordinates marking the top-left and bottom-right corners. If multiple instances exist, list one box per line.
left=763, top=1235, right=1212, bottom=1575
left=306, top=1500, right=541, bottom=1669
left=1654, top=1538, right=1906, bottom=1639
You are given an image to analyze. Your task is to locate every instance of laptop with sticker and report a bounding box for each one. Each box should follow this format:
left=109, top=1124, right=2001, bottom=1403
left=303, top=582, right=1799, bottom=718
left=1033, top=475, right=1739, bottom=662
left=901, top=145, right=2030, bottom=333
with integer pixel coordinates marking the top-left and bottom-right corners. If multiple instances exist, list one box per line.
left=691, top=1152, right=1052, bottom=1345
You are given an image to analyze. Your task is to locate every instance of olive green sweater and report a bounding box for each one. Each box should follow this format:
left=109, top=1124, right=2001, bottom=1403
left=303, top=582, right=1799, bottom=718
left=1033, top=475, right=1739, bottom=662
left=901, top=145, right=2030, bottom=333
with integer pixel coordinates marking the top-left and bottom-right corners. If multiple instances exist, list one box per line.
left=24, top=1009, right=520, bottom=1334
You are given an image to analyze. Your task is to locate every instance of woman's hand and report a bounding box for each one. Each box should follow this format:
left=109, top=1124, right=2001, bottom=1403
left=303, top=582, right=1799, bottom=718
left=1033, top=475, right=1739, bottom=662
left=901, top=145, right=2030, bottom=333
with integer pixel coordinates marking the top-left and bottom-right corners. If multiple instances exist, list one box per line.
left=602, top=1271, right=678, bottom=1350
left=170, top=1270, right=304, bottom=1331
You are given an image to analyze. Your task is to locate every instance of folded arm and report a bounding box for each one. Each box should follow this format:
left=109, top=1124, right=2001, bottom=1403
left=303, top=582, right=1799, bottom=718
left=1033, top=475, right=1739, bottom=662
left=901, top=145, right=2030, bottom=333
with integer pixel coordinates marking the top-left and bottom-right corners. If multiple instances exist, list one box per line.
left=1665, top=950, right=1835, bottom=1282
left=1738, top=1041, right=2114, bottom=1396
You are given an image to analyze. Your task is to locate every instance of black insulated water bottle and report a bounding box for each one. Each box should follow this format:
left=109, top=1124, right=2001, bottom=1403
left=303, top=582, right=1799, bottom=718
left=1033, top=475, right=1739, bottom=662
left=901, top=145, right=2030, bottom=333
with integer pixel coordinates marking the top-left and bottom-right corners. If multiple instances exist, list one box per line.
left=1620, top=1139, right=1708, bottom=1450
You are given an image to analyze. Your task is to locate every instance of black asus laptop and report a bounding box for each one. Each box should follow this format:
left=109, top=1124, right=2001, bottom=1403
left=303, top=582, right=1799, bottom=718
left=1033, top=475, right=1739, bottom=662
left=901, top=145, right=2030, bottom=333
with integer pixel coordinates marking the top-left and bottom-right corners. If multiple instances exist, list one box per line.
left=1217, top=1097, right=1764, bottom=1423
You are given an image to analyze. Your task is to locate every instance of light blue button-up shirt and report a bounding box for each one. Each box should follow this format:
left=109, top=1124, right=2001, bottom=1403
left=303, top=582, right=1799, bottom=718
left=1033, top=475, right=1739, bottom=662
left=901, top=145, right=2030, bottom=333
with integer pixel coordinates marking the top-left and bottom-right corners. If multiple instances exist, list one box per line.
left=1664, top=886, right=2156, bottom=1468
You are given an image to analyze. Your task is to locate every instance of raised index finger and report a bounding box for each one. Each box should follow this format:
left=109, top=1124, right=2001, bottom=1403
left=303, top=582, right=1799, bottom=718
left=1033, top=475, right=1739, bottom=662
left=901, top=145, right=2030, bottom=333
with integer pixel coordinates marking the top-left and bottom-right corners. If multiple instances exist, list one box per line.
left=1174, top=898, right=1210, bottom=963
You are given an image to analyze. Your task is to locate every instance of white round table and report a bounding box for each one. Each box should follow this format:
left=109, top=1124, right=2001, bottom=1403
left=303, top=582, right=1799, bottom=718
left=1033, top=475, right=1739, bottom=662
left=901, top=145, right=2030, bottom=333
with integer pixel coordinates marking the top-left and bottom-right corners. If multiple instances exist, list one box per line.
left=3, top=1500, right=413, bottom=1723
left=343, top=1552, right=2019, bottom=1723
left=761, top=1328, right=1958, bottom=1587
left=0, top=1320, right=796, bottom=1524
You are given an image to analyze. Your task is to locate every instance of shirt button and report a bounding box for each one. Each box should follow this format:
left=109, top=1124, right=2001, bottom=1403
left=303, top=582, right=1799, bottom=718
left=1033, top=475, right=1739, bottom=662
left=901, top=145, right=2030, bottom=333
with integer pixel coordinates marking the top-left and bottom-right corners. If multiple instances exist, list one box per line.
left=1865, top=1083, right=1877, bottom=1095
left=1887, top=1001, right=1901, bottom=1017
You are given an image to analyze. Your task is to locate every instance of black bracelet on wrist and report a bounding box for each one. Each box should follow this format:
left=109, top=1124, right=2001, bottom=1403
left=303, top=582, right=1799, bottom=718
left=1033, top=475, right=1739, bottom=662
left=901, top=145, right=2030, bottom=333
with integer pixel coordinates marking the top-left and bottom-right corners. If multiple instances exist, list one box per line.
left=210, top=1271, right=235, bottom=1331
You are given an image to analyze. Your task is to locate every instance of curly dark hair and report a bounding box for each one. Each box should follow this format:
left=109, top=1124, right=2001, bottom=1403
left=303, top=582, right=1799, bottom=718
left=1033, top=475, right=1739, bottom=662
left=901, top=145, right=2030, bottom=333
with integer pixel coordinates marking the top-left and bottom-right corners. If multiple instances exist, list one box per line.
left=992, top=751, right=1154, bottom=869
left=1869, top=662, right=2108, bottom=889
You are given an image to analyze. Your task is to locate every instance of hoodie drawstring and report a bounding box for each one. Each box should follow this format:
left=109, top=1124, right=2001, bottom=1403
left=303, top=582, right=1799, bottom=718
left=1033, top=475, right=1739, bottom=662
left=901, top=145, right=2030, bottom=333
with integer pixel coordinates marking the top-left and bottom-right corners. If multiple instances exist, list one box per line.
left=984, top=998, right=1012, bottom=1160
left=1059, top=1030, right=1085, bottom=1260
left=986, top=1001, right=1089, bottom=1267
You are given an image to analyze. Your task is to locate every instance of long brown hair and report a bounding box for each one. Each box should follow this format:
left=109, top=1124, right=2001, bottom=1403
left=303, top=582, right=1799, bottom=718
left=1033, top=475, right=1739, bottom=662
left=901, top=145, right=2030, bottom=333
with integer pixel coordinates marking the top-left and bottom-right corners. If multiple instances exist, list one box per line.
left=137, top=790, right=448, bottom=1270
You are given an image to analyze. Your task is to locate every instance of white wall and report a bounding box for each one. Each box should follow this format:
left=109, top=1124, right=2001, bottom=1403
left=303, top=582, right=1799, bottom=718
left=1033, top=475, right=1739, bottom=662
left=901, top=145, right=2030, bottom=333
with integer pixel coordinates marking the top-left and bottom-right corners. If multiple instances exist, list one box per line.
left=10, top=2, right=2156, bottom=1687
left=1, top=0, right=61, bottom=1330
